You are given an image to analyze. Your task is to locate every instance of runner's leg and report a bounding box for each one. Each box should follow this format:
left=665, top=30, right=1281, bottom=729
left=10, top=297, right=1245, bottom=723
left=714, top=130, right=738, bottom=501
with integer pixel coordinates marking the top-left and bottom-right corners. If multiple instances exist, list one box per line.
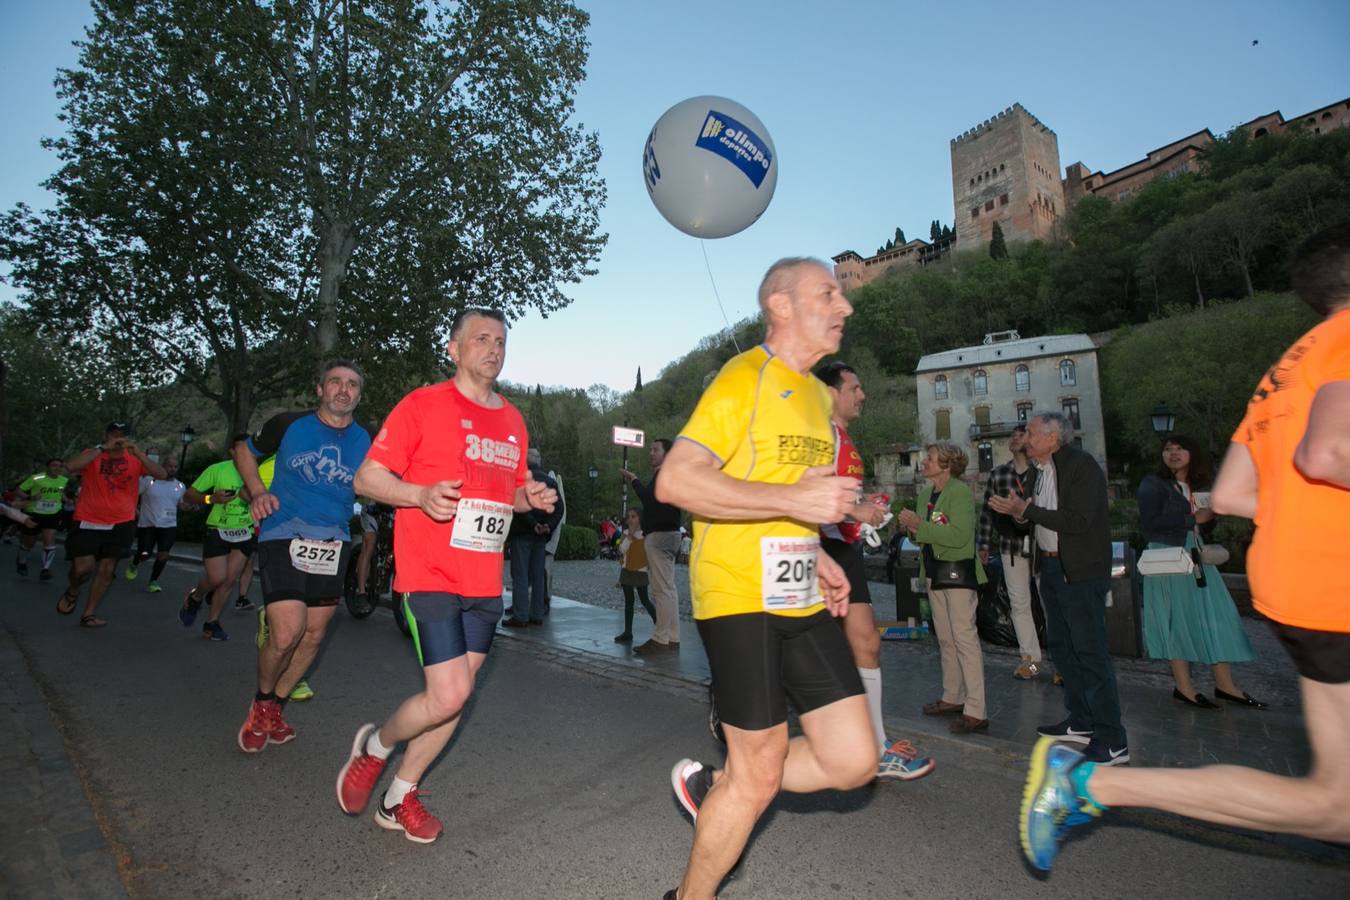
left=205, top=550, right=249, bottom=625
left=843, top=603, right=887, bottom=750
left=82, top=557, right=118, bottom=618
left=273, top=604, right=338, bottom=698
left=258, top=599, right=309, bottom=693
left=385, top=652, right=488, bottom=783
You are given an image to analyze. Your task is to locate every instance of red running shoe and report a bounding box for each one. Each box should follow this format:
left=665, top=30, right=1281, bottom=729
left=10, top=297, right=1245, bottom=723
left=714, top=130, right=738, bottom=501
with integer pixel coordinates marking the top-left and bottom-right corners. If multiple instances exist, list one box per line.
left=374, top=788, right=443, bottom=844
left=237, top=700, right=270, bottom=753
left=267, top=701, right=296, bottom=745
left=337, top=724, right=388, bottom=815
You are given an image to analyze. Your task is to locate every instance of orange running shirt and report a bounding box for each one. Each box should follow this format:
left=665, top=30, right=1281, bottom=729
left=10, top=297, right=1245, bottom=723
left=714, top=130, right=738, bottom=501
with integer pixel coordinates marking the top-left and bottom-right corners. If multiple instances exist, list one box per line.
left=1234, top=306, right=1350, bottom=632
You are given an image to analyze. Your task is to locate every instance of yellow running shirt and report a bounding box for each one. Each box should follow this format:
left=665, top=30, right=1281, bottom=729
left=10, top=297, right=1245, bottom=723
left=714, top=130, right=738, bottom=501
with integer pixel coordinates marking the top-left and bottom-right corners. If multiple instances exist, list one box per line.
left=678, top=345, right=836, bottom=620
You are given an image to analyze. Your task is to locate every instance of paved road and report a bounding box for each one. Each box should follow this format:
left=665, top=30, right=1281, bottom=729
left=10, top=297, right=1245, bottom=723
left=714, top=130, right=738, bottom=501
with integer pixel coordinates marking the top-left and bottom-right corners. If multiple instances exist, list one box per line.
left=3, top=559, right=1347, bottom=898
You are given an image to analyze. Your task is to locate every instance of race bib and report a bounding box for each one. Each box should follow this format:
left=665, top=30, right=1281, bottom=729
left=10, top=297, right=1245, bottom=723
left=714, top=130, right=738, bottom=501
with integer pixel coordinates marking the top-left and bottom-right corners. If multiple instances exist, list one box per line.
left=79, top=521, right=114, bottom=531
left=450, top=498, right=513, bottom=554
left=289, top=539, right=342, bottom=576
left=218, top=527, right=253, bottom=543
left=34, top=500, right=60, bottom=514
left=760, top=536, right=821, bottom=610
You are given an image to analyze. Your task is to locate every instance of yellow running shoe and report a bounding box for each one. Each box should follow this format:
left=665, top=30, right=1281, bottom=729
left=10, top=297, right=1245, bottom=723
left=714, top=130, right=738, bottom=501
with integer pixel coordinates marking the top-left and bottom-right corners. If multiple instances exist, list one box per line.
left=289, top=679, right=314, bottom=702
left=255, top=607, right=269, bottom=649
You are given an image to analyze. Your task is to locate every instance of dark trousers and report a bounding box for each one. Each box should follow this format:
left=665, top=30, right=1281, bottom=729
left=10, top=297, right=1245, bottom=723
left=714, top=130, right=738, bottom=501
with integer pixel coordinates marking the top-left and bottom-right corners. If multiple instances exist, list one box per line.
left=1037, top=556, right=1126, bottom=746
left=509, top=536, right=548, bottom=621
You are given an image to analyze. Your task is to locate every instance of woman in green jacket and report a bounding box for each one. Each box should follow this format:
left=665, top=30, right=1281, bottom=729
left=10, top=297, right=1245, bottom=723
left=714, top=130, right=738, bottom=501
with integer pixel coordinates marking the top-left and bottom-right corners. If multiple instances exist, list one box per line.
left=899, top=443, right=989, bottom=734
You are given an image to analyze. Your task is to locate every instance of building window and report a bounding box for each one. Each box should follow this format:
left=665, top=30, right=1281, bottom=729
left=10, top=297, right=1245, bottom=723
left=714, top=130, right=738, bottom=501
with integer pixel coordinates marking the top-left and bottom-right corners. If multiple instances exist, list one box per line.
left=1016, top=402, right=1033, bottom=423
left=1062, top=398, right=1081, bottom=430
left=999, top=193, right=1009, bottom=206
left=934, top=375, right=948, bottom=400
left=1000, top=163, right=1006, bottom=172
left=935, top=409, right=951, bottom=441
left=971, top=207, right=979, bottom=219
left=985, top=200, right=994, bottom=212
left=978, top=441, right=994, bottom=473
left=1059, top=359, right=1076, bottom=386
left=1014, top=364, right=1030, bottom=392
left=973, top=369, right=988, bottom=395
left=974, top=406, right=991, bottom=427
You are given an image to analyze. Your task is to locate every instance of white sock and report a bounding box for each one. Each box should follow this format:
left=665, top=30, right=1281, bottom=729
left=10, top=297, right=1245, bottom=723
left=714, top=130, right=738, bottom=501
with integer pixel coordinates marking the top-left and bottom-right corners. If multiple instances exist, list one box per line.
left=859, top=667, right=888, bottom=752
left=384, top=776, right=416, bottom=809
left=365, top=727, right=393, bottom=760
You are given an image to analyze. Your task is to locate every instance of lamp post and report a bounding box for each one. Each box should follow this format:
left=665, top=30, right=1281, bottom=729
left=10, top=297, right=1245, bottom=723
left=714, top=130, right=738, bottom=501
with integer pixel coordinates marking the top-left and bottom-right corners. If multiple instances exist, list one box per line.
left=587, top=465, right=599, bottom=526
left=1149, top=403, right=1176, bottom=435
left=178, top=425, right=195, bottom=468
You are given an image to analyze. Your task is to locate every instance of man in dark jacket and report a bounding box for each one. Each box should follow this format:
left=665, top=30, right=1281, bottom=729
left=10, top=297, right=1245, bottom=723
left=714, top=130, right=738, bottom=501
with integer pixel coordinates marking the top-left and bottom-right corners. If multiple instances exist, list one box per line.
left=990, top=411, right=1126, bottom=765
left=622, top=438, right=683, bottom=654
left=504, top=448, right=564, bottom=627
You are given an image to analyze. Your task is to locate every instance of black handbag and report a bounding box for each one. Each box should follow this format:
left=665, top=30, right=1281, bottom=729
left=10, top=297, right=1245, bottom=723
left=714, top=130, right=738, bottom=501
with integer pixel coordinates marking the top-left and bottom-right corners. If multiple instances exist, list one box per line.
left=929, top=558, right=979, bottom=590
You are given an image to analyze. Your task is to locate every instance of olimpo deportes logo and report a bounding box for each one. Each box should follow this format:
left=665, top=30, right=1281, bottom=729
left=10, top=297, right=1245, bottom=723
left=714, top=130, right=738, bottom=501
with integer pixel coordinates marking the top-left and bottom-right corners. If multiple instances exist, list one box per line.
left=695, top=110, right=773, bottom=189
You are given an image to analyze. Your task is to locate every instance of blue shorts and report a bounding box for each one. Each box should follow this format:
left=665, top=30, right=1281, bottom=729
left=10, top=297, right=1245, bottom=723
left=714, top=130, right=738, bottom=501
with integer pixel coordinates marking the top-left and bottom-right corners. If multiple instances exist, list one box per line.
left=402, top=592, right=503, bottom=666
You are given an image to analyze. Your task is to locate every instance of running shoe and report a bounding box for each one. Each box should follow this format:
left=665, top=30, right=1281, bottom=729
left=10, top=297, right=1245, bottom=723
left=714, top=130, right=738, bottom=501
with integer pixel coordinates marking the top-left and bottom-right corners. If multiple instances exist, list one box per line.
left=238, top=700, right=271, bottom=753
left=1020, top=736, right=1104, bottom=871
left=374, top=789, right=443, bottom=844
left=1081, top=739, right=1130, bottom=767
left=255, top=607, right=269, bottom=649
left=267, top=702, right=295, bottom=745
left=124, top=564, right=138, bottom=581
left=877, top=740, right=935, bottom=781
left=1036, top=719, right=1093, bottom=744
left=179, top=590, right=202, bottom=627
left=670, top=758, right=713, bottom=822
left=16, top=559, right=28, bottom=577
left=147, top=580, right=161, bottom=593
left=40, top=568, right=53, bottom=582
left=289, top=680, right=314, bottom=702
left=203, top=620, right=229, bottom=641
left=235, top=596, right=256, bottom=612
left=337, top=723, right=388, bottom=815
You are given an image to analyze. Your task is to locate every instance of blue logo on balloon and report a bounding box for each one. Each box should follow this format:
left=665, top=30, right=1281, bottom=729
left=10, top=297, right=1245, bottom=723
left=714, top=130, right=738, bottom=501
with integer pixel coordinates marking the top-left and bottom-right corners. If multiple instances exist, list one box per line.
left=694, top=110, right=772, bottom=189
left=643, top=127, right=661, bottom=191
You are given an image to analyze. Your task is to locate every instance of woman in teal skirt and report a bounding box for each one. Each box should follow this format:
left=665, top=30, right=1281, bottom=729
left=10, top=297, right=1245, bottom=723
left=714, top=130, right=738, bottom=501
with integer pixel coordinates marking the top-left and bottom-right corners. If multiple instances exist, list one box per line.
left=1138, top=436, right=1265, bottom=709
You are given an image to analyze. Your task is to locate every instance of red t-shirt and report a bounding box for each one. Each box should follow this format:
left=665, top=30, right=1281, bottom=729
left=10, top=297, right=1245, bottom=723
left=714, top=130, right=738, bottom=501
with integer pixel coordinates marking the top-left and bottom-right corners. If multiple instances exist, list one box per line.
left=822, top=423, right=864, bottom=543
left=367, top=381, right=529, bottom=596
left=74, top=450, right=146, bottom=525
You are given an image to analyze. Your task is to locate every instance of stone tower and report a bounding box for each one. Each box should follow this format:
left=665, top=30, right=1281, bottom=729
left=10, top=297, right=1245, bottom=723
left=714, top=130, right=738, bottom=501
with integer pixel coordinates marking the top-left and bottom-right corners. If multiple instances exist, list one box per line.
left=951, top=104, right=1065, bottom=249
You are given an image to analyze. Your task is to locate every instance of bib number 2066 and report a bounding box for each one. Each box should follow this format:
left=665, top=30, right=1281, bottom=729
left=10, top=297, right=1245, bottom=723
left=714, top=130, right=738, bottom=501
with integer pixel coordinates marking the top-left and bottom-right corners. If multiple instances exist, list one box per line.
left=760, top=536, right=821, bottom=610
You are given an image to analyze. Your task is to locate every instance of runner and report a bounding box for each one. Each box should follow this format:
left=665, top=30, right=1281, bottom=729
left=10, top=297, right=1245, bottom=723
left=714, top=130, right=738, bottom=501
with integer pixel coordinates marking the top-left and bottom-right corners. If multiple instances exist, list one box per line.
left=15, top=458, right=70, bottom=581
left=336, top=308, right=556, bottom=844
left=1020, top=222, right=1350, bottom=869
left=252, top=454, right=314, bottom=702
left=180, top=456, right=257, bottom=640
left=815, top=360, right=934, bottom=782
left=124, top=453, right=187, bottom=593
left=233, top=359, right=370, bottom=753
left=57, top=423, right=167, bottom=627
left=659, top=258, right=876, bottom=900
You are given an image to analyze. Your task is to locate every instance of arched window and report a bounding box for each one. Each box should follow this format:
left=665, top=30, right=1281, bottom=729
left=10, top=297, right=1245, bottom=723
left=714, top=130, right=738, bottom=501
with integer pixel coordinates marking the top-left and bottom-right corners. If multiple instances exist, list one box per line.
left=934, top=375, right=948, bottom=400
left=1254, top=127, right=1268, bottom=138
left=1014, top=364, right=1030, bottom=392
left=973, top=369, right=988, bottom=395
left=1059, top=359, right=1076, bottom=386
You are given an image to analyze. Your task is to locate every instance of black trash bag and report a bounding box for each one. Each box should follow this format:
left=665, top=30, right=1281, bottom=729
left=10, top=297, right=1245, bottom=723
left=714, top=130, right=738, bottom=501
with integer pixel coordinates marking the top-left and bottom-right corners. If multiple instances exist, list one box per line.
left=976, top=555, right=1048, bottom=648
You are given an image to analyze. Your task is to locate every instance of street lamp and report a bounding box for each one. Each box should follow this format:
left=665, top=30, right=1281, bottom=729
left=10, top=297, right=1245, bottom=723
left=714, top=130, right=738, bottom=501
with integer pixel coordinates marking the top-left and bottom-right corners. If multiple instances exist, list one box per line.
left=1149, top=403, right=1176, bottom=435
left=178, top=425, right=195, bottom=468
left=587, top=465, right=599, bottom=525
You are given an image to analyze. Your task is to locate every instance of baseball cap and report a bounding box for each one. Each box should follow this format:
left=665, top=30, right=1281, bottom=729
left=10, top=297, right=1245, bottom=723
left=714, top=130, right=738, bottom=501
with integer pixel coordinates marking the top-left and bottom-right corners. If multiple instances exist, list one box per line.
left=104, top=421, right=132, bottom=435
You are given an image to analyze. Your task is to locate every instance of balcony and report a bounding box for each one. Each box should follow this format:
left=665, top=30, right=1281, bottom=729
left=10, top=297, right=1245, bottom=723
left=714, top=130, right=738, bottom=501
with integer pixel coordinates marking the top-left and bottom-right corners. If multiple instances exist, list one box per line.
left=969, top=421, right=1022, bottom=440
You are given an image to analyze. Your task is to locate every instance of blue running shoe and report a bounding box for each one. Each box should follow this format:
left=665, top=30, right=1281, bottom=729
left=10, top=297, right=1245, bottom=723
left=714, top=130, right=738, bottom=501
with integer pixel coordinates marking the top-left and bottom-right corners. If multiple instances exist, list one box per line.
left=202, top=620, right=229, bottom=641
left=877, top=740, right=935, bottom=781
left=1020, top=736, right=1103, bottom=871
left=179, top=590, right=203, bottom=627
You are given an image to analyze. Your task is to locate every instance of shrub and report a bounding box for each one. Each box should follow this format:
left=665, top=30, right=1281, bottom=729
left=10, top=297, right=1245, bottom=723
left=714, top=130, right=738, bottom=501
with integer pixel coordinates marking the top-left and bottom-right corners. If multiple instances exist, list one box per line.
left=555, top=524, right=598, bottom=561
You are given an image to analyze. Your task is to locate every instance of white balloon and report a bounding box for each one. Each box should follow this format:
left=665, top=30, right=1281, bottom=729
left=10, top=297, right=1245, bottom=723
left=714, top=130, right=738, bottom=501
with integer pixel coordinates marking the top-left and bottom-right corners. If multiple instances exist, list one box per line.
left=643, top=96, right=778, bottom=239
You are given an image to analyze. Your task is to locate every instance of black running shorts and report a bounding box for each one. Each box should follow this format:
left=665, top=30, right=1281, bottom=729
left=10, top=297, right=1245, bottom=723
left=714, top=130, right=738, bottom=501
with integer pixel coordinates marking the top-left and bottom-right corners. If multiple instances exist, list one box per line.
left=402, top=592, right=503, bottom=667
left=821, top=535, right=871, bottom=604
left=21, top=513, right=63, bottom=537
left=257, top=538, right=351, bottom=607
left=202, top=527, right=257, bottom=559
left=698, top=609, right=864, bottom=731
left=1269, top=621, right=1350, bottom=684
left=65, top=520, right=136, bottom=561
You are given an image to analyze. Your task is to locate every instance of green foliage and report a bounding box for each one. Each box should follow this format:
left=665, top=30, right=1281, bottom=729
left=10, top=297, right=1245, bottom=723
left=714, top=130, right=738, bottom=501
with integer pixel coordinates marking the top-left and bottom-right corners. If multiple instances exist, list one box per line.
left=554, top=524, right=598, bottom=561
left=989, top=221, right=1008, bottom=259
left=1108, top=498, right=1142, bottom=551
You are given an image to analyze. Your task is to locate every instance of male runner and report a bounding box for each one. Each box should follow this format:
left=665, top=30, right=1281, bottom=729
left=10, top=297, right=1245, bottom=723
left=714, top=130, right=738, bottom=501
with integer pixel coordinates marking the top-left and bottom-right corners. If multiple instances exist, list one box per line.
left=336, top=308, right=556, bottom=844
left=1020, top=223, right=1350, bottom=868
left=659, top=258, right=877, bottom=900
left=233, top=359, right=370, bottom=752
left=15, top=458, right=69, bottom=581
left=815, top=360, right=934, bottom=782
left=181, top=456, right=258, bottom=640
left=58, top=423, right=167, bottom=627
left=125, top=453, right=187, bottom=593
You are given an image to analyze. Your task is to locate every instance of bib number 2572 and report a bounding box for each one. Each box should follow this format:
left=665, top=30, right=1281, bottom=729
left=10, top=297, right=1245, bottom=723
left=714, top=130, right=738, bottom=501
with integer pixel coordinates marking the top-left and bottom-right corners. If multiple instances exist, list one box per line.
left=289, top=539, right=342, bottom=576
left=760, top=536, right=821, bottom=610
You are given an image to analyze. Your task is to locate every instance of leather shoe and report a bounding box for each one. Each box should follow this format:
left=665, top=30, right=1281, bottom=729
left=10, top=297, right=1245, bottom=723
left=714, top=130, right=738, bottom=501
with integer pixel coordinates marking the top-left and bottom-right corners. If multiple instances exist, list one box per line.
left=1215, top=688, right=1267, bottom=709
left=1172, top=688, right=1220, bottom=709
left=502, top=617, right=530, bottom=628
left=949, top=715, right=989, bottom=734
left=921, top=700, right=964, bottom=717
left=633, top=639, right=672, bottom=655
left=529, top=618, right=544, bottom=625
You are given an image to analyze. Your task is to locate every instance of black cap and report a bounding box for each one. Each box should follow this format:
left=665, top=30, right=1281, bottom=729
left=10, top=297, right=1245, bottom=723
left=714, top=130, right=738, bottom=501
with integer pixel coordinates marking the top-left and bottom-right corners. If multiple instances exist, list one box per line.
left=105, top=422, right=132, bottom=435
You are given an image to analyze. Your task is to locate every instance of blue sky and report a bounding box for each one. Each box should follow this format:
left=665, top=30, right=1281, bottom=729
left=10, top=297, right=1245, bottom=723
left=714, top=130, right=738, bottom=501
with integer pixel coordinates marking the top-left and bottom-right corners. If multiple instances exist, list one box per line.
left=2, top=0, right=1347, bottom=392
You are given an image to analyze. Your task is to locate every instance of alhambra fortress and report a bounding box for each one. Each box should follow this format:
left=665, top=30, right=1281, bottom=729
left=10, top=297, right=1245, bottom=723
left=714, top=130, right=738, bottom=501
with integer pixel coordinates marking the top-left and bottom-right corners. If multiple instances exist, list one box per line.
left=832, top=95, right=1350, bottom=288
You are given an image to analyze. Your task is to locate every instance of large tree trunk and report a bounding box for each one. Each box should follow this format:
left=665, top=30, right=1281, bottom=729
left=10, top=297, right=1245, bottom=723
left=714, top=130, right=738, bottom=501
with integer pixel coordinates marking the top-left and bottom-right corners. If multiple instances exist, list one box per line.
left=315, top=221, right=357, bottom=353
left=1193, top=271, right=1206, bottom=309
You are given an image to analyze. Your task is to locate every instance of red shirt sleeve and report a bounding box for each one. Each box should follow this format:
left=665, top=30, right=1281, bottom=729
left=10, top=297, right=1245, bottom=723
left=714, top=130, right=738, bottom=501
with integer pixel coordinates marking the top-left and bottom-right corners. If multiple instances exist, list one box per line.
left=366, top=393, right=420, bottom=476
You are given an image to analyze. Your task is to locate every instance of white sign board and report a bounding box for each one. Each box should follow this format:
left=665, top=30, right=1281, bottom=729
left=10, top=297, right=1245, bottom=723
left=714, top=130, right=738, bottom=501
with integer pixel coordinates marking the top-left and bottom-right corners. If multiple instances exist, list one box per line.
left=612, top=426, right=646, bottom=448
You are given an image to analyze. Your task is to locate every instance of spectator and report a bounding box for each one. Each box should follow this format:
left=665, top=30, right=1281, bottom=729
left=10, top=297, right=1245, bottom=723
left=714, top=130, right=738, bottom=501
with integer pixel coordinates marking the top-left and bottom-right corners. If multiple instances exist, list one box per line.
left=613, top=508, right=655, bottom=644
left=622, top=439, right=683, bottom=654
left=504, top=448, right=563, bottom=627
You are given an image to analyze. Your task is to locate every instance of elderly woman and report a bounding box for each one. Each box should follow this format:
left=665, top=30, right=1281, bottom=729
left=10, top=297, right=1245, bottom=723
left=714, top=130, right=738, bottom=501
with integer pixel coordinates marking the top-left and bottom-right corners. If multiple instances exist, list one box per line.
left=900, top=443, right=989, bottom=734
left=1138, top=435, right=1264, bottom=709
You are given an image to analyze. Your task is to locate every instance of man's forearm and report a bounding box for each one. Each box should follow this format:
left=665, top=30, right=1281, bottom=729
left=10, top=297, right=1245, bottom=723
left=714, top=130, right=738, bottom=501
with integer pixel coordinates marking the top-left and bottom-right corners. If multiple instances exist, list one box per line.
left=656, top=462, right=793, bottom=521
left=354, top=463, right=423, bottom=509
left=231, top=442, right=267, bottom=498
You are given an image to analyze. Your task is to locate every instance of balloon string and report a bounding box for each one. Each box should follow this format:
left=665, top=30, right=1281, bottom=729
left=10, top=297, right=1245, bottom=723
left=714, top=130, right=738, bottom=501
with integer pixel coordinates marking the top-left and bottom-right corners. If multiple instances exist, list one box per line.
left=700, top=239, right=742, bottom=354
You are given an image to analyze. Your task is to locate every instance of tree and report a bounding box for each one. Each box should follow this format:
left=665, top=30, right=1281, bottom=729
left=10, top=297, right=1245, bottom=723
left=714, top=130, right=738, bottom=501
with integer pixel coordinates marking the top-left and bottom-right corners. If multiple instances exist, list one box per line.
left=930, top=220, right=941, bottom=242
left=1, top=0, right=606, bottom=435
left=989, top=221, right=1008, bottom=259
left=894, top=226, right=906, bottom=245
left=633, top=367, right=643, bottom=393
left=941, top=224, right=954, bottom=241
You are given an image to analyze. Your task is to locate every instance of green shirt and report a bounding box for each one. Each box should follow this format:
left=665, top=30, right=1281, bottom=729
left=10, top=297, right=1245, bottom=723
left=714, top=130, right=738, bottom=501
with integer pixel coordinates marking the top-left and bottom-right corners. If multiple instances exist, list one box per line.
left=192, top=461, right=255, bottom=532
left=18, top=473, right=69, bottom=516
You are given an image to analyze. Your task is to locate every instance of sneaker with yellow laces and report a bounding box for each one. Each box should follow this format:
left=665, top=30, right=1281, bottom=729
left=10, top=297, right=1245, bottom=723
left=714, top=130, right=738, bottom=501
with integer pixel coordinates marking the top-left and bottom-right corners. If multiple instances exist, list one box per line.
left=289, top=680, right=314, bottom=702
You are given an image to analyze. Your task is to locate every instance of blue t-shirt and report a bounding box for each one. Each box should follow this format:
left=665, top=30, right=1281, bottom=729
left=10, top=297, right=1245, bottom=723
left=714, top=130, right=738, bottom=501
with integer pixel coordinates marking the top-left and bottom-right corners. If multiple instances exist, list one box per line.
left=245, top=411, right=371, bottom=542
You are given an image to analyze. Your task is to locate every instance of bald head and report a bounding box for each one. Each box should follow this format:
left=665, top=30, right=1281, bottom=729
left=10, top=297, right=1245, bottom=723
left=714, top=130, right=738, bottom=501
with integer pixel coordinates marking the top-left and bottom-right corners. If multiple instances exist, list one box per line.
left=757, top=257, right=830, bottom=312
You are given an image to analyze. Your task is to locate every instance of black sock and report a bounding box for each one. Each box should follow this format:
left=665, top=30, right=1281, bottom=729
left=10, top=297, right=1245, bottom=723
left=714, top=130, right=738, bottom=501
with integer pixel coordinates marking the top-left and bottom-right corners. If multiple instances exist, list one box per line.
left=276, top=696, right=288, bottom=709
left=150, top=558, right=168, bottom=580
left=255, top=691, right=276, bottom=703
